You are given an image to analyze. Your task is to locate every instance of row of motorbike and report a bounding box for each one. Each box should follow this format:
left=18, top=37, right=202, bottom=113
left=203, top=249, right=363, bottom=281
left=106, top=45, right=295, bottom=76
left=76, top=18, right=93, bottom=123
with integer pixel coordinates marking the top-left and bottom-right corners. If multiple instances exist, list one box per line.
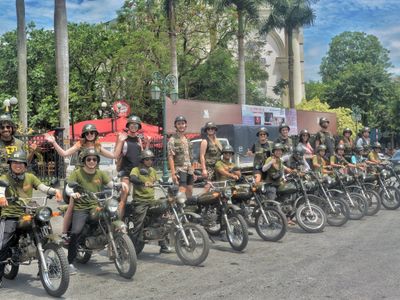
left=2, top=161, right=400, bottom=297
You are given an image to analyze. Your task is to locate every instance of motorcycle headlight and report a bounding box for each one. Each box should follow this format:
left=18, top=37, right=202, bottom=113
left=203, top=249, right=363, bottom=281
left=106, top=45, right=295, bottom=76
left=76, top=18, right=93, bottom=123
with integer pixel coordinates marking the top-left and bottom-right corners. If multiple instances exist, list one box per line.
left=361, top=172, right=366, bottom=181
left=176, top=192, right=187, bottom=204
left=37, top=207, right=52, bottom=222
left=224, top=188, right=232, bottom=198
left=324, top=176, right=332, bottom=186
left=106, top=199, right=119, bottom=214
left=260, top=184, right=267, bottom=194
left=381, top=169, right=389, bottom=179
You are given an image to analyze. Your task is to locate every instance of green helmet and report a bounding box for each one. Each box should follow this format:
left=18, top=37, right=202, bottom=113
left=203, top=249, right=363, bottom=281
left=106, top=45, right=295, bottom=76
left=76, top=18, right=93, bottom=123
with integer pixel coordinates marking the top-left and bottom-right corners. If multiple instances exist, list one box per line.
left=293, top=144, right=305, bottom=157
left=317, top=144, right=327, bottom=152
left=373, top=142, right=382, bottom=149
left=79, top=148, right=100, bottom=164
left=174, top=115, right=187, bottom=125
left=355, top=145, right=364, bottom=153
left=7, top=150, right=28, bottom=165
left=279, top=123, right=290, bottom=132
left=126, top=115, right=142, bottom=129
left=203, top=121, right=217, bottom=132
left=336, top=144, right=345, bottom=151
left=81, top=124, right=99, bottom=138
left=141, top=149, right=155, bottom=161
left=319, top=117, right=330, bottom=126
left=299, top=129, right=310, bottom=138
left=272, top=143, right=284, bottom=152
left=0, top=114, right=16, bottom=132
left=342, top=127, right=353, bottom=135
left=256, top=127, right=269, bottom=137
left=361, top=127, right=370, bottom=133
left=222, top=145, right=234, bottom=154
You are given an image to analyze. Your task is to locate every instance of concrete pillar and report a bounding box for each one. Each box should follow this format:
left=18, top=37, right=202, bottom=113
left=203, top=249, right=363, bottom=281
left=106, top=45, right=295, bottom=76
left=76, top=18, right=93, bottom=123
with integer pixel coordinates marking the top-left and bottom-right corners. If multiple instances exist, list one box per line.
left=292, top=28, right=302, bottom=105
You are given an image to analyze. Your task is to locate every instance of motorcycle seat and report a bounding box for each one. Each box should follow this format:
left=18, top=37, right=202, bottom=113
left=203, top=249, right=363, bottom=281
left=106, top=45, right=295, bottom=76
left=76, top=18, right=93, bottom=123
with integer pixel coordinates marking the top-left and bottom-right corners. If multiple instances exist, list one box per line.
left=186, top=195, right=199, bottom=206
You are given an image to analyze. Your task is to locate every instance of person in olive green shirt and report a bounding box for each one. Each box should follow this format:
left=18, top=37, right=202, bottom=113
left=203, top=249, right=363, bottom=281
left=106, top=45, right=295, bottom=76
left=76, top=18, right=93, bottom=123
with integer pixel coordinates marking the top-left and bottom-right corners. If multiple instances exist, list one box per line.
left=215, top=145, right=241, bottom=181
left=312, top=145, right=332, bottom=176
left=129, top=150, right=173, bottom=254
left=367, top=142, right=382, bottom=165
left=65, top=148, right=128, bottom=273
left=0, top=150, right=62, bottom=287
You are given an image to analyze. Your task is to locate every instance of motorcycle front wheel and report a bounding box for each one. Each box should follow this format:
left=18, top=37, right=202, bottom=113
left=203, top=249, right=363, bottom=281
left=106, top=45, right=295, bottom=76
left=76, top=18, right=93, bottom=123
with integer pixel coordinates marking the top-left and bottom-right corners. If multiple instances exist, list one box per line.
left=296, top=203, right=326, bottom=233
left=363, top=189, right=381, bottom=216
left=113, top=233, right=137, bottom=279
left=254, top=207, right=287, bottom=242
left=226, top=213, right=248, bottom=251
left=175, top=223, right=210, bottom=266
left=3, top=263, right=19, bottom=280
left=39, top=243, right=70, bottom=298
left=347, top=193, right=368, bottom=220
left=380, top=186, right=400, bottom=210
left=326, top=198, right=350, bottom=227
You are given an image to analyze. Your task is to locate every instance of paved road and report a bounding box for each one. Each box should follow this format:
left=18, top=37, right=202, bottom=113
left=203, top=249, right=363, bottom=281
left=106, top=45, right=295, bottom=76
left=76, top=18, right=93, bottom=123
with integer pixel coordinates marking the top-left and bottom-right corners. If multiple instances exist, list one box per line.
left=2, top=205, right=400, bottom=299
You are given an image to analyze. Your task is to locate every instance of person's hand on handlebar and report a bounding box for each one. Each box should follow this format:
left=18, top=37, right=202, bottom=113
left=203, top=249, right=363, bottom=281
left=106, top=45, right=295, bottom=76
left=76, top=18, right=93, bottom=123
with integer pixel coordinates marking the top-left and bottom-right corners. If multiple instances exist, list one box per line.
left=0, top=197, right=8, bottom=207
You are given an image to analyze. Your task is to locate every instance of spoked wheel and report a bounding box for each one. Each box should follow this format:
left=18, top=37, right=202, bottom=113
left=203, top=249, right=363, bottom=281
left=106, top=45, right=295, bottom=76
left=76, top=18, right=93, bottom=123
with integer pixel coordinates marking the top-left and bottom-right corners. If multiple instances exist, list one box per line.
left=39, top=243, right=70, bottom=297
left=296, top=203, right=326, bottom=233
left=226, top=213, right=248, bottom=251
left=113, top=234, right=137, bottom=279
left=363, top=189, right=381, bottom=216
left=4, top=263, right=19, bottom=280
left=380, top=186, right=400, bottom=210
left=326, top=198, right=350, bottom=227
left=243, top=205, right=256, bottom=227
left=346, top=193, right=368, bottom=220
left=254, top=207, right=287, bottom=241
left=175, top=223, right=210, bottom=266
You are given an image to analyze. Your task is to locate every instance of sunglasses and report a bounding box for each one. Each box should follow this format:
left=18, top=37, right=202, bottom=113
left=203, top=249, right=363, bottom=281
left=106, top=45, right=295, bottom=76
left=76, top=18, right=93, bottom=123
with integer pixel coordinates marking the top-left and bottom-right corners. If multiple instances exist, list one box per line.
left=143, top=158, right=154, bottom=161
left=1, top=125, right=11, bottom=130
left=206, top=127, right=216, bottom=131
left=85, top=131, right=97, bottom=136
left=223, top=152, right=233, bottom=155
left=85, top=157, right=98, bottom=162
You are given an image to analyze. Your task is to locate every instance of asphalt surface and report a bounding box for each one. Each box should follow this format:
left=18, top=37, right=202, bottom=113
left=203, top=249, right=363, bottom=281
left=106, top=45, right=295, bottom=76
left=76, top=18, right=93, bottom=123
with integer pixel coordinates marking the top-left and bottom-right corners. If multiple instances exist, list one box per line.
left=2, top=199, right=400, bottom=299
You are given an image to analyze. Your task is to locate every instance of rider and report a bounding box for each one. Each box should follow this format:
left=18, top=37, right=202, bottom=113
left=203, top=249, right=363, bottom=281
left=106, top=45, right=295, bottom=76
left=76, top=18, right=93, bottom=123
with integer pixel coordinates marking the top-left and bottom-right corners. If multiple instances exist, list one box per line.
left=129, top=150, right=173, bottom=254
left=275, top=123, right=293, bottom=156
left=215, top=145, right=241, bottom=181
left=283, top=144, right=311, bottom=173
left=297, top=129, right=314, bottom=165
left=114, top=115, right=150, bottom=218
left=248, top=127, right=273, bottom=183
left=356, top=127, right=371, bottom=149
left=314, top=117, right=335, bottom=158
left=167, top=116, right=194, bottom=197
left=0, top=150, right=62, bottom=287
left=65, top=149, right=128, bottom=274
left=339, top=128, right=354, bottom=161
left=366, top=142, right=382, bottom=165
left=312, top=145, right=331, bottom=176
left=330, top=144, right=355, bottom=169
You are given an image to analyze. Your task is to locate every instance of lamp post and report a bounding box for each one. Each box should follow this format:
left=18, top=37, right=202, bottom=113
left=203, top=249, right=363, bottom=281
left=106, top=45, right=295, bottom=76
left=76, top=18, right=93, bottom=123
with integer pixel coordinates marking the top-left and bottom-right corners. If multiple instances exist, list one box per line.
left=351, top=105, right=362, bottom=134
left=3, top=97, right=18, bottom=113
left=100, top=101, right=122, bottom=133
left=151, top=71, right=178, bottom=183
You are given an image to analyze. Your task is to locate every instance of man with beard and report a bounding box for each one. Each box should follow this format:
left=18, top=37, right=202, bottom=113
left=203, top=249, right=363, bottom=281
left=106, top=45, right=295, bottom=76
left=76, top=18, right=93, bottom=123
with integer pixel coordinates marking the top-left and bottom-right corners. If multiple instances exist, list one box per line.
left=167, top=116, right=194, bottom=197
left=114, top=115, right=149, bottom=218
left=314, top=117, right=335, bottom=158
left=0, top=114, right=34, bottom=174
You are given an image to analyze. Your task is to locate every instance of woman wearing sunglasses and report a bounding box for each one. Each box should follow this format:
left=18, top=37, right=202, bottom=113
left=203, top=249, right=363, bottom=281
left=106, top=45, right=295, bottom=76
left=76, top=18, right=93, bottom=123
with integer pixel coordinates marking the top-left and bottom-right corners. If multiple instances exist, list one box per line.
left=45, top=123, right=115, bottom=243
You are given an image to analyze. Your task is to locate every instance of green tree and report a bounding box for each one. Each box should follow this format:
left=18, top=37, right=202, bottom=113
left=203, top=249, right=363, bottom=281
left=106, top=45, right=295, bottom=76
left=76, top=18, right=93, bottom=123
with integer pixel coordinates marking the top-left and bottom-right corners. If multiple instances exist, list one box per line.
left=260, top=0, right=316, bottom=108
left=305, top=80, right=326, bottom=100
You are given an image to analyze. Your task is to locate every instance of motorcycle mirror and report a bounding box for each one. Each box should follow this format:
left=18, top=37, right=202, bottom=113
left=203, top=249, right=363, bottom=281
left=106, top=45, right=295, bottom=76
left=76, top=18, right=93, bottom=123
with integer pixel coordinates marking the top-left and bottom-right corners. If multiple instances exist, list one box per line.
left=0, top=180, right=9, bottom=188
left=67, top=181, right=79, bottom=189
left=139, top=168, right=150, bottom=176
left=50, top=178, right=59, bottom=187
left=117, top=171, right=125, bottom=178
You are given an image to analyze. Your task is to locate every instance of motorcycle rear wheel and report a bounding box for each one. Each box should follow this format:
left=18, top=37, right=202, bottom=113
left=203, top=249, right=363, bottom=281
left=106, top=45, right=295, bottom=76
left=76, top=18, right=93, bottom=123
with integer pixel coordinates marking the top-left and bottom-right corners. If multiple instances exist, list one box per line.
left=364, top=189, right=381, bottom=216
left=296, top=203, right=326, bottom=233
left=175, top=223, right=210, bottom=266
left=113, top=233, right=137, bottom=279
left=226, top=213, right=248, bottom=251
left=254, top=207, right=287, bottom=242
left=347, top=193, right=367, bottom=220
left=39, top=243, right=70, bottom=298
left=4, top=264, right=19, bottom=280
left=380, top=186, right=400, bottom=210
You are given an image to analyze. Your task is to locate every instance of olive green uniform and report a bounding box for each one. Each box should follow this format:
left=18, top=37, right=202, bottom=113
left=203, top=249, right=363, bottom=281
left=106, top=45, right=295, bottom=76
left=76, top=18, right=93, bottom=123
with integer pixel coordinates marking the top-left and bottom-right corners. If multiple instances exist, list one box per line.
left=312, top=155, right=328, bottom=176
left=252, top=141, right=273, bottom=175
left=130, top=166, right=159, bottom=203
left=215, top=160, right=236, bottom=181
left=0, top=138, right=27, bottom=174
left=368, top=151, right=380, bottom=162
left=275, top=136, right=293, bottom=155
left=330, top=155, right=349, bottom=167
left=315, top=131, right=335, bottom=157
left=204, top=137, right=222, bottom=180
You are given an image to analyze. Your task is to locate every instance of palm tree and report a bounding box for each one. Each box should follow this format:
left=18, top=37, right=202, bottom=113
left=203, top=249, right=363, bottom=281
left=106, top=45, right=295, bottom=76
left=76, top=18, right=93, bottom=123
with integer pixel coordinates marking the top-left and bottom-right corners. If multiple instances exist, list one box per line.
left=16, top=0, right=27, bottom=131
left=54, top=0, right=70, bottom=139
left=260, top=0, right=316, bottom=108
left=213, top=0, right=261, bottom=105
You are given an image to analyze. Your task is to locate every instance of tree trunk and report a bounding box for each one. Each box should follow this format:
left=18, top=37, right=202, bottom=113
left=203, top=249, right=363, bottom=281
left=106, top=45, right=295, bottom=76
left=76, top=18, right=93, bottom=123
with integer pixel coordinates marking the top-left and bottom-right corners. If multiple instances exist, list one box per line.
left=287, top=29, right=294, bottom=109
left=54, top=0, right=70, bottom=140
left=168, top=0, right=178, bottom=93
left=237, top=9, right=246, bottom=105
left=16, top=0, right=27, bottom=131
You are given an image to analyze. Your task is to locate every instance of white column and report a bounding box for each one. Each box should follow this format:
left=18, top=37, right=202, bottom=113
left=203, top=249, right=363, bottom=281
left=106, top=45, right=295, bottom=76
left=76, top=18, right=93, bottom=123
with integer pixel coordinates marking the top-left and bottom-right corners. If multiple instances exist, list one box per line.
left=292, top=28, right=302, bottom=105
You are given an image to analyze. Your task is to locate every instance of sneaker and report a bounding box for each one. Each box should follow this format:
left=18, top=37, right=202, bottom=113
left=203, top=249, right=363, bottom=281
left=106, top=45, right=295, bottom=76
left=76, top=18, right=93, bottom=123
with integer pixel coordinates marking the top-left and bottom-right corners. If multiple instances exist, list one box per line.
left=159, top=246, right=175, bottom=254
left=69, top=264, right=78, bottom=275
left=61, top=233, right=70, bottom=246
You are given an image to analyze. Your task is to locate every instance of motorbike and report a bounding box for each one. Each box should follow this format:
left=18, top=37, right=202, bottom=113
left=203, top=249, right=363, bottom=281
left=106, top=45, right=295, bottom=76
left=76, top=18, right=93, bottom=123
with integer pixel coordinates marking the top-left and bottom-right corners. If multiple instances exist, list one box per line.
left=370, top=163, right=400, bottom=210
left=63, top=182, right=137, bottom=279
left=309, top=171, right=350, bottom=226
left=124, top=180, right=210, bottom=266
left=276, top=171, right=327, bottom=233
left=186, top=180, right=249, bottom=251
left=0, top=181, right=69, bottom=297
left=232, top=176, right=287, bottom=242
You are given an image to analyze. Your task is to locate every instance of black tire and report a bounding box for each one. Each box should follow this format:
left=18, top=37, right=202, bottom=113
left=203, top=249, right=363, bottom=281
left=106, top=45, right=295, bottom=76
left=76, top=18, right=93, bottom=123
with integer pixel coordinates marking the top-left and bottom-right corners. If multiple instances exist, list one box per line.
left=326, top=198, right=350, bottom=227
left=226, top=213, right=248, bottom=251
left=113, top=234, right=137, bottom=279
left=380, top=186, right=400, bottom=210
left=39, top=243, right=70, bottom=298
left=254, top=207, right=287, bottom=242
left=75, top=245, right=92, bottom=264
left=346, top=193, right=367, bottom=220
left=3, top=264, right=19, bottom=280
left=364, top=189, right=381, bottom=216
left=296, top=203, right=326, bottom=233
left=175, top=223, right=210, bottom=266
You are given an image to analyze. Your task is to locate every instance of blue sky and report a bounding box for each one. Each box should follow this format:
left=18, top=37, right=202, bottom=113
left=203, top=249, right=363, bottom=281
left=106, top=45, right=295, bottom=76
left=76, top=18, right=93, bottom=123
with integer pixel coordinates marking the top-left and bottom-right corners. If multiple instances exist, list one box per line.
left=1, top=0, right=400, bottom=81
